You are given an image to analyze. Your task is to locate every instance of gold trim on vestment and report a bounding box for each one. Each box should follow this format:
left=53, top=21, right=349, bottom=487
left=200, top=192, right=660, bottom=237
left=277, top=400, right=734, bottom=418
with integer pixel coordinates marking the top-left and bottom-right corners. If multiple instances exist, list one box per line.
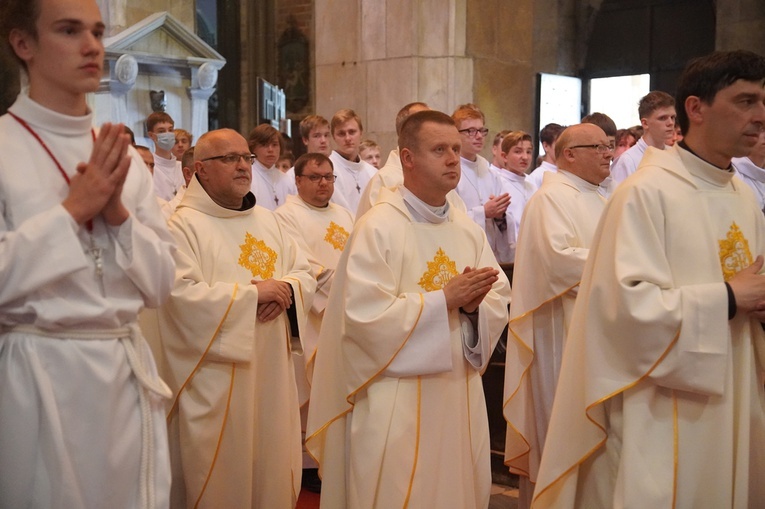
left=531, top=328, right=682, bottom=505
left=501, top=282, right=580, bottom=473
left=402, top=376, right=422, bottom=509
left=305, top=293, right=425, bottom=455
left=193, top=363, right=236, bottom=509
left=672, top=390, right=678, bottom=509
left=324, top=221, right=350, bottom=251
left=238, top=232, right=278, bottom=279
left=718, top=222, right=753, bottom=282
left=167, top=284, right=240, bottom=420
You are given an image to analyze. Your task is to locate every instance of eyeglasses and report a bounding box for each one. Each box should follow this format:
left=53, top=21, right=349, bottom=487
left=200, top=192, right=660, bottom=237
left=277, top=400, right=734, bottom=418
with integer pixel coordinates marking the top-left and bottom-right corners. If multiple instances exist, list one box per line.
left=568, top=144, right=614, bottom=154
left=300, top=174, right=337, bottom=183
left=458, top=127, right=489, bottom=138
left=201, top=153, right=257, bottom=165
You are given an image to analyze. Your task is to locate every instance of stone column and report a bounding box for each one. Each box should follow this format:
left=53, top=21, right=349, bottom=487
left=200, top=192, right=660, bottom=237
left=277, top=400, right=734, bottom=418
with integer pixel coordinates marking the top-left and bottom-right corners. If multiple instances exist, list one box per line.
left=188, top=63, right=221, bottom=140
left=314, top=0, right=473, bottom=154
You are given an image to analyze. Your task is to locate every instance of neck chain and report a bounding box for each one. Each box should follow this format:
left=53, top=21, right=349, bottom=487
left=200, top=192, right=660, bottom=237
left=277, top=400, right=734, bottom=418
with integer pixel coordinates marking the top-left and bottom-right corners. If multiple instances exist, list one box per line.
left=9, top=111, right=105, bottom=295
left=255, top=165, right=280, bottom=206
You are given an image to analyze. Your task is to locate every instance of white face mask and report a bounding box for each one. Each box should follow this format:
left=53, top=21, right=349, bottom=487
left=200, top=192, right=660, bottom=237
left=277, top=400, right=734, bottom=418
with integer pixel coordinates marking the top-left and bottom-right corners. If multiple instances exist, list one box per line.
left=155, top=132, right=176, bottom=152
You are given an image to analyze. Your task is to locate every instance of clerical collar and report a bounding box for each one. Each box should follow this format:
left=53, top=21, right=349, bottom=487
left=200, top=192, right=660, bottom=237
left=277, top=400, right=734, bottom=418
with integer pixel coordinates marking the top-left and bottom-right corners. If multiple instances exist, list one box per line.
left=239, top=192, right=256, bottom=210
left=678, top=140, right=732, bottom=171
left=399, top=186, right=450, bottom=224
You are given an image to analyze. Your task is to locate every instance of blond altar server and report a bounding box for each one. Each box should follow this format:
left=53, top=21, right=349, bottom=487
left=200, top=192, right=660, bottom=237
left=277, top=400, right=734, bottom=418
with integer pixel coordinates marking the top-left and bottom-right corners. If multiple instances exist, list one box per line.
left=157, top=129, right=315, bottom=509
left=328, top=109, right=376, bottom=214
left=248, top=123, right=295, bottom=210
left=306, top=111, right=510, bottom=509
left=0, top=0, right=176, bottom=507
left=532, top=51, right=765, bottom=509
left=502, top=124, right=611, bottom=508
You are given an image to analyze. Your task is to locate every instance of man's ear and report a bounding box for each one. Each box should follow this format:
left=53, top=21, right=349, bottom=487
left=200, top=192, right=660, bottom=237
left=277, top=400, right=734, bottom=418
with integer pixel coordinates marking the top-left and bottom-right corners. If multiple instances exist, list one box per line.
left=684, top=96, right=704, bottom=126
left=8, top=28, right=35, bottom=64
left=194, top=161, right=206, bottom=180
left=400, top=147, right=414, bottom=170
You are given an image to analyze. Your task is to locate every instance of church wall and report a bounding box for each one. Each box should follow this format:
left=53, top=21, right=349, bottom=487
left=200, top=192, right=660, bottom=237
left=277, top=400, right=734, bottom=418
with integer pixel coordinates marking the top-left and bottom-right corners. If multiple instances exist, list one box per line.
left=716, top=0, right=765, bottom=55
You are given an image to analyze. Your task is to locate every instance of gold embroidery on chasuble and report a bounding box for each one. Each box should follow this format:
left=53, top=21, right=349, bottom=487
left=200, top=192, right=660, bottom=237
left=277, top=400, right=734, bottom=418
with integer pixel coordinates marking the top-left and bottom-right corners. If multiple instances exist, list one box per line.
left=718, top=222, right=753, bottom=281
left=238, top=232, right=278, bottom=279
left=418, top=248, right=459, bottom=291
left=324, top=221, right=350, bottom=251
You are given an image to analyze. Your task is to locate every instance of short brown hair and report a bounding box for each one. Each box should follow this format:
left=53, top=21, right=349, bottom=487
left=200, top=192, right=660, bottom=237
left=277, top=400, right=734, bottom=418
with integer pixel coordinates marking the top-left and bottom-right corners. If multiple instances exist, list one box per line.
left=181, top=146, right=195, bottom=170
left=451, top=103, right=485, bottom=126
left=501, top=131, right=532, bottom=154
left=0, top=0, right=40, bottom=69
left=638, top=91, right=675, bottom=119
left=581, top=112, right=617, bottom=137
left=299, top=115, right=329, bottom=139
left=493, top=129, right=512, bottom=147
left=399, top=110, right=456, bottom=153
left=146, top=112, right=174, bottom=133
left=248, top=123, right=283, bottom=153
left=294, top=152, right=333, bottom=177
left=330, top=109, right=363, bottom=135
left=395, top=102, right=429, bottom=136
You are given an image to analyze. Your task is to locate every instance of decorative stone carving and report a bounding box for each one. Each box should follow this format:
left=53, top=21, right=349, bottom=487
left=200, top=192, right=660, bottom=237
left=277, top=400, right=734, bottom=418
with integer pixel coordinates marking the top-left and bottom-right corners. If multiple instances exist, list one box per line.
left=197, top=63, right=218, bottom=90
left=115, top=54, right=138, bottom=85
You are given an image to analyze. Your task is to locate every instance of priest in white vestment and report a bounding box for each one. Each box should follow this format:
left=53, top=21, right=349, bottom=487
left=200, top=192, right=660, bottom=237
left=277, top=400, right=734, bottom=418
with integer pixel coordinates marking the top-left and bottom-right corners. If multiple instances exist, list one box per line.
left=357, top=102, right=466, bottom=219
left=0, top=2, right=175, bottom=506
left=532, top=51, right=765, bottom=509
left=156, top=129, right=315, bottom=509
left=274, top=153, right=354, bottom=479
left=502, top=124, right=611, bottom=508
left=306, top=111, right=511, bottom=509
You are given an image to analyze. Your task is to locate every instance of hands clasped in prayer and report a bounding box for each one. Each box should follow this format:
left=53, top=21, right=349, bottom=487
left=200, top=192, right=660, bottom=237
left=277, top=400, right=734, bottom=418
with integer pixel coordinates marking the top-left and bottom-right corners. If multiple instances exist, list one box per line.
left=253, top=278, right=293, bottom=322
left=483, top=192, right=510, bottom=219
left=443, top=266, right=500, bottom=313
left=63, top=123, right=131, bottom=227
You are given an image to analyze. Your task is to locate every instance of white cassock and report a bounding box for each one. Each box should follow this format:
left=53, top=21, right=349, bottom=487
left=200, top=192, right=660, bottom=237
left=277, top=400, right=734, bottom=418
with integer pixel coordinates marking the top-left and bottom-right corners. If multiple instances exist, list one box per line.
left=733, top=156, right=765, bottom=212
left=491, top=166, right=538, bottom=260
left=502, top=170, right=606, bottom=508
left=609, top=136, right=648, bottom=186
left=526, top=160, right=557, bottom=189
left=250, top=158, right=296, bottom=210
left=0, top=93, right=176, bottom=508
left=356, top=147, right=467, bottom=219
left=455, top=155, right=515, bottom=263
left=153, top=153, right=185, bottom=201
left=533, top=145, right=765, bottom=509
left=330, top=150, right=376, bottom=214
left=157, top=177, right=316, bottom=509
left=306, top=186, right=510, bottom=509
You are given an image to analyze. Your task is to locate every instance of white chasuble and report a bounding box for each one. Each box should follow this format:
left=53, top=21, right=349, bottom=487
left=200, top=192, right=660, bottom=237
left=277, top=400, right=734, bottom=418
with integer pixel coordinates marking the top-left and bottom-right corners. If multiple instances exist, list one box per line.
left=503, top=170, right=606, bottom=491
left=306, top=187, right=510, bottom=509
left=157, top=177, right=315, bottom=509
left=532, top=145, right=765, bottom=509
left=274, top=194, right=354, bottom=402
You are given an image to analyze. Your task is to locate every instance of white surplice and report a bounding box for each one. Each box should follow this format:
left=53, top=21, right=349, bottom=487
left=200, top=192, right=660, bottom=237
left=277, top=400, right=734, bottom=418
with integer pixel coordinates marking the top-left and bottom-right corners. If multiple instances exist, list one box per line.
left=526, top=160, right=557, bottom=190
left=733, top=156, right=765, bottom=212
left=492, top=166, right=538, bottom=259
left=250, top=158, right=296, bottom=210
left=532, top=145, right=765, bottom=509
left=502, top=170, right=606, bottom=506
left=153, top=153, right=185, bottom=201
left=610, top=136, right=648, bottom=186
left=0, top=93, right=176, bottom=508
left=306, top=186, right=510, bottom=509
left=157, top=177, right=315, bottom=509
left=456, top=155, right=515, bottom=263
left=329, top=150, right=376, bottom=214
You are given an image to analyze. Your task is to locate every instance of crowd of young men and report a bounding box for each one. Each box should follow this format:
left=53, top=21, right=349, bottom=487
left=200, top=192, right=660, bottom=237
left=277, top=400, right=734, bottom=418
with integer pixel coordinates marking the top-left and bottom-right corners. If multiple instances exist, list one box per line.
left=2, top=1, right=765, bottom=508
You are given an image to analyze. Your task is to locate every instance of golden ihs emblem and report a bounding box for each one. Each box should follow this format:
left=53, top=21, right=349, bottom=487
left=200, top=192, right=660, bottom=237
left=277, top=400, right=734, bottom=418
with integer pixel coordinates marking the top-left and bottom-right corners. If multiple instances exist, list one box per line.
left=324, top=221, right=350, bottom=251
left=418, top=248, right=459, bottom=291
left=238, top=232, right=278, bottom=279
left=718, top=222, right=752, bottom=281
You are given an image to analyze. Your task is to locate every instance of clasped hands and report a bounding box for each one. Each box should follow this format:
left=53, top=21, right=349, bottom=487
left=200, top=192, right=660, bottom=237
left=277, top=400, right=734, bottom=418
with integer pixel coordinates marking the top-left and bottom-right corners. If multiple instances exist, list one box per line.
left=252, top=278, right=292, bottom=322
left=62, top=123, right=132, bottom=227
left=443, top=266, right=499, bottom=314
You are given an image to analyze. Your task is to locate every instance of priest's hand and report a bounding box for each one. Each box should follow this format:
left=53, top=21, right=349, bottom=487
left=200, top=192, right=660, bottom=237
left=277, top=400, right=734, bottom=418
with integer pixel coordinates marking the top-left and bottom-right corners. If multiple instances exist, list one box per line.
left=252, top=279, right=292, bottom=309
left=63, top=123, right=132, bottom=225
left=257, top=301, right=285, bottom=322
left=443, top=266, right=499, bottom=313
left=484, top=193, right=511, bottom=219
left=728, top=255, right=765, bottom=319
